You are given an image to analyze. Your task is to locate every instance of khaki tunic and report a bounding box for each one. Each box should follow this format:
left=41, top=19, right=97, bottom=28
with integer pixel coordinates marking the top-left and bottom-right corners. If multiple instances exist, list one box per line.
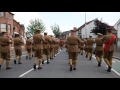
left=33, top=33, right=44, bottom=58
left=43, top=35, right=51, bottom=55
left=67, top=35, right=81, bottom=60
left=79, top=40, right=84, bottom=50
left=102, top=33, right=116, bottom=60
left=14, top=38, right=24, bottom=56
left=87, top=38, right=94, bottom=53
left=84, top=40, right=88, bottom=51
left=0, top=37, right=12, bottom=60
left=26, top=39, right=32, bottom=53
left=95, top=37, right=104, bottom=57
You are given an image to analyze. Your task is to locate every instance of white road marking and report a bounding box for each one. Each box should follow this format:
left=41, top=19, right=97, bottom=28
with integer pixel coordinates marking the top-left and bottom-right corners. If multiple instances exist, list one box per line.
left=19, top=50, right=61, bottom=78
left=92, top=56, right=120, bottom=76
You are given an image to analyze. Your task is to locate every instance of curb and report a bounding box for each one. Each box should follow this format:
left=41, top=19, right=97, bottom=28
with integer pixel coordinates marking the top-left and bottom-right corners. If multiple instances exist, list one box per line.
left=113, top=56, right=120, bottom=60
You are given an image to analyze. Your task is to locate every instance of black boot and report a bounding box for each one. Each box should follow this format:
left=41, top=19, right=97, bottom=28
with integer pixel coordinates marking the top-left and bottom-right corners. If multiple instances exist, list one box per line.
left=14, top=60, right=16, bottom=64
left=42, top=61, right=44, bottom=64
left=70, top=65, right=72, bottom=71
left=38, top=67, right=42, bottom=70
left=18, top=62, right=22, bottom=64
left=98, top=62, right=101, bottom=67
left=0, top=65, right=1, bottom=70
left=107, top=66, right=111, bottom=72
left=89, top=56, right=92, bottom=60
left=73, top=67, right=76, bottom=70
left=81, top=53, right=83, bottom=55
left=33, top=64, right=36, bottom=69
left=86, top=55, right=88, bottom=58
left=47, top=61, right=50, bottom=64
left=6, top=67, right=12, bottom=70
left=32, top=55, right=33, bottom=57
left=26, top=56, right=27, bottom=59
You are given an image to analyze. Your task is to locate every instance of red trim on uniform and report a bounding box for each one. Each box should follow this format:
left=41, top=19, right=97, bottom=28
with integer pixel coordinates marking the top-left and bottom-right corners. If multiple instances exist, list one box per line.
left=104, top=34, right=115, bottom=53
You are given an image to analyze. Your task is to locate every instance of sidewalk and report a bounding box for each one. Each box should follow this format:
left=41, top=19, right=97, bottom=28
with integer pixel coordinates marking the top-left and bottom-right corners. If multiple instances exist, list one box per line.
left=113, top=51, right=120, bottom=60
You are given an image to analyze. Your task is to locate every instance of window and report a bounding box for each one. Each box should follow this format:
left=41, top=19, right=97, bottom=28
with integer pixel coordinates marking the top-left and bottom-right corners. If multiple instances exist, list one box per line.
left=8, top=24, right=11, bottom=34
left=0, top=12, right=4, bottom=17
left=0, top=24, right=6, bottom=32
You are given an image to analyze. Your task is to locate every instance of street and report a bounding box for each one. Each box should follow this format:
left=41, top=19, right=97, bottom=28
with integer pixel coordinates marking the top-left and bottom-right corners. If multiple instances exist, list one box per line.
left=0, top=48, right=120, bottom=78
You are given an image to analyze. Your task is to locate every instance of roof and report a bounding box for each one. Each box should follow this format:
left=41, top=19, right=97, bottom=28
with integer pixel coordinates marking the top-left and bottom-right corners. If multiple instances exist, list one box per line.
left=61, top=31, right=70, bottom=35
left=9, top=12, right=14, bottom=15
left=14, top=19, right=25, bottom=30
left=77, top=19, right=98, bottom=31
left=109, top=26, right=117, bottom=31
left=20, top=24, right=25, bottom=30
left=114, top=19, right=120, bottom=27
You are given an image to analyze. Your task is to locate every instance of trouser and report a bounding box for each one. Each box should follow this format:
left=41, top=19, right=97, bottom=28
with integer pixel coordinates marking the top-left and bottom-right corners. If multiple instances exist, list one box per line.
left=104, top=51, right=113, bottom=68
left=34, top=49, right=43, bottom=67
left=68, top=52, right=78, bottom=68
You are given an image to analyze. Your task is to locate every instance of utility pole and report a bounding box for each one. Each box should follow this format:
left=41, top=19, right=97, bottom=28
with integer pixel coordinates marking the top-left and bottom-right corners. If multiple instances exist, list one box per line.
left=85, top=12, right=87, bottom=38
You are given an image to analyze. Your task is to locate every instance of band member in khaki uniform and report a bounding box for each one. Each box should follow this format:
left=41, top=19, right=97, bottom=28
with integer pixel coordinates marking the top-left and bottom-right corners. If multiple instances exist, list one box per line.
left=84, top=38, right=88, bottom=58
left=95, top=33, right=104, bottom=67
left=0, top=33, right=2, bottom=65
left=59, top=39, right=64, bottom=50
left=26, top=36, right=33, bottom=59
left=30, top=37, right=35, bottom=57
left=0, top=31, right=12, bottom=70
left=14, top=33, right=24, bottom=64
left=102, top=28, right=116, bottom=72
left=43, top=32, right=52, bottom=64
left=67, top=27, right=81, bottom=71
left=87, top=36, right=94, bottom=60
left=54, top=38, right=59, bottom=55
left=33, top=29, right=44, bottom=70
left=79, top=39, right=84, bottom=55
left=52, top=37, right=56, bottom=58
left=49, top=35, right=54, bottom=60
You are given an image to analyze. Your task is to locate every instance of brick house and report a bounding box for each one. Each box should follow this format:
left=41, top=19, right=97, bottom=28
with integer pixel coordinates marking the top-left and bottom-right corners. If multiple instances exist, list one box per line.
left=0, top=12, right=25, bottom=47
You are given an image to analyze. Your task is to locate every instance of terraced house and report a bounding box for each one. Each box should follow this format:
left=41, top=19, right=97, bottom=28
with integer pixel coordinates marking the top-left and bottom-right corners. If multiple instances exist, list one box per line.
left=0, top=12, right=25, bottom=47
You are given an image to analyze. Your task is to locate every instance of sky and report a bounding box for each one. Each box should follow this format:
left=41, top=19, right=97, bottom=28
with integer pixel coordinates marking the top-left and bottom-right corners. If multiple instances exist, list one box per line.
left=12, top=12, right=120, bottom=35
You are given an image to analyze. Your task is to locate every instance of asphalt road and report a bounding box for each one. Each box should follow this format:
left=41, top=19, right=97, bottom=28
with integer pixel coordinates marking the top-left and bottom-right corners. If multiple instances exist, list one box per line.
left=0, top=48, right=120, bottom=78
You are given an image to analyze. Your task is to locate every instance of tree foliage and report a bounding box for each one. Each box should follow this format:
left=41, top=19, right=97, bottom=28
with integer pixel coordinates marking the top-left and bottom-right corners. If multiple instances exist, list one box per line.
left=91, top=20, right=110, bottom=35
left=51, top=24, right=61, bottom=38
left=26, top=19, right=46, bottom=37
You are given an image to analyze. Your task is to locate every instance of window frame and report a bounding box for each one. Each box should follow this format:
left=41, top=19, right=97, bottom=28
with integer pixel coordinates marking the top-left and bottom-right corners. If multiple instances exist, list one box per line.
left=0, top=23, right=7, bottom=32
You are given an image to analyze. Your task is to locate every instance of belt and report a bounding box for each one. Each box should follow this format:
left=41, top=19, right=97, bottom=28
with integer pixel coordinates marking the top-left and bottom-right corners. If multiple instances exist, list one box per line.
left=69, top=44, right=77, bottom=45
left=97, top=45, right=103, bottom=46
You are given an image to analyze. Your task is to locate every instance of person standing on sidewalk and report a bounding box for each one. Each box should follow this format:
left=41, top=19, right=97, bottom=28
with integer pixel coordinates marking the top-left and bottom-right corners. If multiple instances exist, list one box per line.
left=95, top=33, right=104, bottom=67
left=102, top=28, right=116, bottom=72
left=67, top=27, right=81, bottom=71
left=14, top=33, right=24, bottom=64
left=0, top=31, right=12, bottom=70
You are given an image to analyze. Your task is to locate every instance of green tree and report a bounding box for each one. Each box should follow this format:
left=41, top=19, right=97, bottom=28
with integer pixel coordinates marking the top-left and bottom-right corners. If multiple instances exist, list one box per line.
left=51, top=24, right=61, bottom=38
left=26, top=19, right=46, bottom=37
